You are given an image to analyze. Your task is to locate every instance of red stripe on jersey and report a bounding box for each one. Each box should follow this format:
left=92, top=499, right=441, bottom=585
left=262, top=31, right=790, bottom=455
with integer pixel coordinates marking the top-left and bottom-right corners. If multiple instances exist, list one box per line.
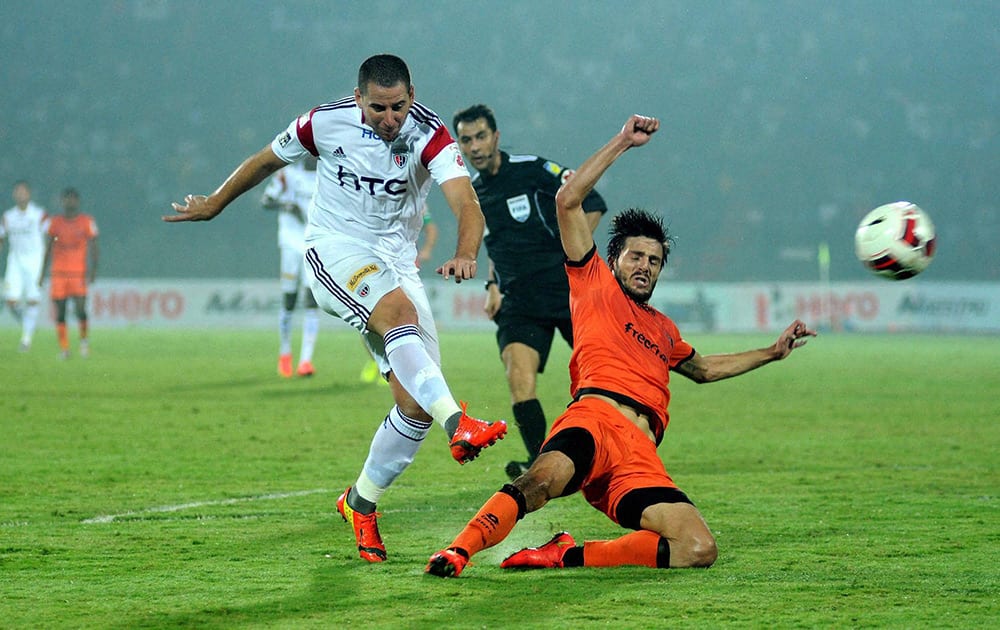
left=295, top=108, right=320, bottom=157
left=420, top=125, right=455, bottom=168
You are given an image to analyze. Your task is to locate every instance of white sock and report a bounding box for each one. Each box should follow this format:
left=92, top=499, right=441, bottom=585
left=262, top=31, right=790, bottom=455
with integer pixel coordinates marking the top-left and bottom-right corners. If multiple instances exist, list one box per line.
left=300, top=308, right=319, bottom=363
left=22, top=304, right=39, bottom=343
left=8, top=303, right=23, bottom=323
left=278, top=308, right=293, bottom=355
left=354, top=406, right=432, bottom=504
left=383, top=325, right=461, bottom=429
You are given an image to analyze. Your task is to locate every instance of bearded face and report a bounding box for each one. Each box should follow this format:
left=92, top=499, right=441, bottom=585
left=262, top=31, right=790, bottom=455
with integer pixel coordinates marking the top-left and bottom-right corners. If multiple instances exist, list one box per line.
left=611, top=236, right=665, bottom=303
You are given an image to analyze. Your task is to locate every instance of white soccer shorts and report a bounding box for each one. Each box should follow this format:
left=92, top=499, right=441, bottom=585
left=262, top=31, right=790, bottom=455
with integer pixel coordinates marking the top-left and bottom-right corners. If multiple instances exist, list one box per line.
left=304, top=236, right=440, bottom=375
left=3, top=258, right=42, bottom=302
left=279, top=245, right=306, bottom=294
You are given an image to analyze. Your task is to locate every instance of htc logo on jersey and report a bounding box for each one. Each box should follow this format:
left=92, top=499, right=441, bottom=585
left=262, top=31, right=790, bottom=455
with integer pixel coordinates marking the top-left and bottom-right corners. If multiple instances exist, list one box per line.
left=623, top=322, right=669, bottom=364
left=335, top=164, right=407, bottom=196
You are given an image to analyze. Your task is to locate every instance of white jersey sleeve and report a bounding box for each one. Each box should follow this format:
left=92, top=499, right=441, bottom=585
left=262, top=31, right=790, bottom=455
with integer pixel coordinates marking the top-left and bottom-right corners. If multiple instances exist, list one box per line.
left=271, top=115, right=313, bottom=164
left=421, top=129, right=470, bottom=186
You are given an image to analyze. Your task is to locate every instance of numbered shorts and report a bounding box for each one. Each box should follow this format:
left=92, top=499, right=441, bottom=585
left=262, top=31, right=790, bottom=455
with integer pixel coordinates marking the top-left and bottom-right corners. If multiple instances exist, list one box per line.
left=543, top=396, right=679, bottom=526
left=304, top=237, right=439, bottom=376
left=279, top=245, right=306, bottom=294
left=49, top=274, right=87, bottom=300
left=3, top=258, right=42, bottom=302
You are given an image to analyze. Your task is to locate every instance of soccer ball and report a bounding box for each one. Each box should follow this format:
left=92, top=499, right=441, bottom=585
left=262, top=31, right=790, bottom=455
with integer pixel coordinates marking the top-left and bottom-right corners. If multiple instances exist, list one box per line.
left=854, top=201, right=936, bottom=280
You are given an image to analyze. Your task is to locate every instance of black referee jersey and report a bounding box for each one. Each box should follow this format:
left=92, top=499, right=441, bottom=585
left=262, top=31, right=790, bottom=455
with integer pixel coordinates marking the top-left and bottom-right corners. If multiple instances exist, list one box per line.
left=472, top=151, right=607, bottom=317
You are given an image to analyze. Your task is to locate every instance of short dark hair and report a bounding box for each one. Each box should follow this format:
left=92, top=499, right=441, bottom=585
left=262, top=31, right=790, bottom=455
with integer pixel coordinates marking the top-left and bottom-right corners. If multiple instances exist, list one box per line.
left=607, top=208, right=672, bottom=264
left=357, top=54, right=411, bottom=94
left=452, top=104, right=497, bottom=135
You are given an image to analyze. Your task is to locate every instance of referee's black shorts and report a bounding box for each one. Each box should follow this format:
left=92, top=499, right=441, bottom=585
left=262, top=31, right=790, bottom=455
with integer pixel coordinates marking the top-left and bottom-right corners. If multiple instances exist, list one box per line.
left=494, top=308, right=573, bottom=373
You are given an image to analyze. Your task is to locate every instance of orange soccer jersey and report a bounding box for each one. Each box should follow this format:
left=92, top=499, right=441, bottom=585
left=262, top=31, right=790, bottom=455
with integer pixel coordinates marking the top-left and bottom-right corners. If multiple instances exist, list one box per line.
left=48, top=214, right=98, bottom=298
left=564, top=247, right=694, bottom=444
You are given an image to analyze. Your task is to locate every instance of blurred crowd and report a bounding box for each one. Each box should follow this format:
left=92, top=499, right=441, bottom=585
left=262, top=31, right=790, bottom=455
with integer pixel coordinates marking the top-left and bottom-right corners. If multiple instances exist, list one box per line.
left=1, top=1, right=995, bottom=281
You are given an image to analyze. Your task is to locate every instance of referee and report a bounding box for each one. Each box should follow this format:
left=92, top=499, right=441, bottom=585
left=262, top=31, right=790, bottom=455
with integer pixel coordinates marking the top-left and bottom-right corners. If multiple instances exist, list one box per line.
left=453, top=104, right=607, bottom=480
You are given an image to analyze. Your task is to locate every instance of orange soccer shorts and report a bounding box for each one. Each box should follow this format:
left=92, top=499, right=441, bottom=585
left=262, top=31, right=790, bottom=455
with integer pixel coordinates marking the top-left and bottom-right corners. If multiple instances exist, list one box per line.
left=542, top=396, right=678, bottom=526
left=49, top=274, right=88, bottom=300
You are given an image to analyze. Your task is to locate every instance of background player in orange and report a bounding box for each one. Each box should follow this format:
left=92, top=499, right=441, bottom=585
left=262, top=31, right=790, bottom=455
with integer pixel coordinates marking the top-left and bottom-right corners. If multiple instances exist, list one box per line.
left=426, top=115, right=816, bottom=577
left=41, top=188, right=99, bottom=359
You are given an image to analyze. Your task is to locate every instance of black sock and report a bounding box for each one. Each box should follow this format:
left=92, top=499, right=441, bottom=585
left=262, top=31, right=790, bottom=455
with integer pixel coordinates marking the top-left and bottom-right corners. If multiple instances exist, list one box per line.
left=563, top=546, right=584, bottom=567
left=512, top=399, right=547, bottom=461
left=656, top=537, right=671, bottom=569
left=347, top=487, right=377, bottom=515
left=444, top=412, right=460, bottom=438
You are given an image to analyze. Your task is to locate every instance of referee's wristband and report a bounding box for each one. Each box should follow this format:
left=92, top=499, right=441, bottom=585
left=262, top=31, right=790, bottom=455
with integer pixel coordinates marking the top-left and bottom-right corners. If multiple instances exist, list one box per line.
left=485, top=279, right=497, bottom=291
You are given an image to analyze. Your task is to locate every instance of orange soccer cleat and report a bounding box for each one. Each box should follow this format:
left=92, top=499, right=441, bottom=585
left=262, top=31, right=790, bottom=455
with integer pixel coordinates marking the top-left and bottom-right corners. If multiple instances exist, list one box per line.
left=500, top=531, right=576, bottom=569
left=296, top=360, right=315, bottom=377
left=278, top=353, right=293, bottom=378
left=449, top=402, right=507, bottom=464
left=425, top=548, right=469, bottom=578
left=336, top=487, right=386, bottom=563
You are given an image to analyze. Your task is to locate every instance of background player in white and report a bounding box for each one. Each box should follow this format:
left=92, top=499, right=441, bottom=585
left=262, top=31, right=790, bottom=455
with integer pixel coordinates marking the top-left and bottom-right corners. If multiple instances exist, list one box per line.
left=1, top=180, right=49, bottom=352
left=261, top=154, right=320, bottom=378
left=165, top=54, right=507, bottom=563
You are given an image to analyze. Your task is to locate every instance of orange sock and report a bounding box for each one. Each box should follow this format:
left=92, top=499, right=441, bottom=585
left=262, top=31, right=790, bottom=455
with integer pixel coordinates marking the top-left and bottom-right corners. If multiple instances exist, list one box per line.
left=57, top=323, right=69, bottom=351
left=583, top=530, right=664, bottom=568
left=449, top=490, right=522, bottom=558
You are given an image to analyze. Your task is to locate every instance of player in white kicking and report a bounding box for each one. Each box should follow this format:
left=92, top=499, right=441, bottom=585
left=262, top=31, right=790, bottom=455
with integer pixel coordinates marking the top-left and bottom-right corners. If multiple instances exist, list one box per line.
left=166, top=54, right=507, bottom=563
left=261, top=155, right=320, bottom=378
left=1, top=180, right=49, bottom=352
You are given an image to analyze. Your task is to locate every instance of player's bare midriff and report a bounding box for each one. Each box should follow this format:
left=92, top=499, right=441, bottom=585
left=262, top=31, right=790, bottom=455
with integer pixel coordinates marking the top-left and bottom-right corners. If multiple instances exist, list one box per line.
left=579, top=392, right=657, bottom=443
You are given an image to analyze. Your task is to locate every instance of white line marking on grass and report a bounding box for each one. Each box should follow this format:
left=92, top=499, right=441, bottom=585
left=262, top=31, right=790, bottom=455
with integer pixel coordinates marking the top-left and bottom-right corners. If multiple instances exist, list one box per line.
left=81, top=488, right=333, bottom=524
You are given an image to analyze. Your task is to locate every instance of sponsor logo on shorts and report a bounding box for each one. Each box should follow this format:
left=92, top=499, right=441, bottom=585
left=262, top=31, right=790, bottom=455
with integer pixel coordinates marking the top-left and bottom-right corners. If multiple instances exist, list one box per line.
left=348, top=263, right=379, bottom=291
left=359, top=284, right=370, bottom=297
left=623, top=322, right=670, bottom=363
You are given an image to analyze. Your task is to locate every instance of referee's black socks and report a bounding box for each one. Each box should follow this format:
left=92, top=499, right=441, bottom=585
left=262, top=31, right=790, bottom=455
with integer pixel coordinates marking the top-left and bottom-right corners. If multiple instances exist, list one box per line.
left=512, top=399, right=547, bottom=461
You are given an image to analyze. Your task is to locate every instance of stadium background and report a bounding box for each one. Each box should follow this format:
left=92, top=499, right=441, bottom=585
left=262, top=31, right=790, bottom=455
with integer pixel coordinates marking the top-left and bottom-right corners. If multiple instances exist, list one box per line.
left=1, top=0, right=997, bottom=328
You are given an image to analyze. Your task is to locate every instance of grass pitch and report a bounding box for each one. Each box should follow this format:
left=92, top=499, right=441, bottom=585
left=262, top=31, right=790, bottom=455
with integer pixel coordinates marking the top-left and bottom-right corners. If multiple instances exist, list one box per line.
left=1, top=329, right=997, bottom=628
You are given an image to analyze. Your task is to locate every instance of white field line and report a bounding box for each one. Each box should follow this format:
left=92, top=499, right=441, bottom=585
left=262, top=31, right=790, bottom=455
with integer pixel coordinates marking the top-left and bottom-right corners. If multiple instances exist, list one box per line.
left=80, top=488, right=333, bottom=524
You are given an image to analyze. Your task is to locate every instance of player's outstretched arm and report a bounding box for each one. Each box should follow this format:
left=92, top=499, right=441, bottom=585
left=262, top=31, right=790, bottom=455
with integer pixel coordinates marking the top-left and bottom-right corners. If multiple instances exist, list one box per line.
left=556, top=115, right=659, bottom=262
left=88, top=237, right=99, bottom=285
left=674, top=319, right=817, bottom=384
left=436, top=177, right=484, bottom=283
left=39, top=236, right=54, bottom=287
left=164, top=146, right=287, bottom=223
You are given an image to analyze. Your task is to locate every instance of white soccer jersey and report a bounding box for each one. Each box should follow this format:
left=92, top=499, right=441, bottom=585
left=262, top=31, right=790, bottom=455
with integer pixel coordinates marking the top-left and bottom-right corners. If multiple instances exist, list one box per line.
left=270, top=96, right=468, bottom=256
left=1, top=202, right=48, bottom=266
left=261, top=162, right=316, bottom=254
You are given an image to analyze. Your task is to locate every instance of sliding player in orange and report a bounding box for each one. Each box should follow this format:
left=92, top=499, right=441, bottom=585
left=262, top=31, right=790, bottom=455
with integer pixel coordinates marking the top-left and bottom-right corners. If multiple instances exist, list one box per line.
left=427, top=115, right=816, bottom=577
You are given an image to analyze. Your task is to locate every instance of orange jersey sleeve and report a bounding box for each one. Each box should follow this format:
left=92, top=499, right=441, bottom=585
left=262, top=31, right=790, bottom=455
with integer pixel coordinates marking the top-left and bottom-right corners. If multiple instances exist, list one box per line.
left=48, top=214, right=98, bottom=275
left=565, top=247, right=694, bottom=443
